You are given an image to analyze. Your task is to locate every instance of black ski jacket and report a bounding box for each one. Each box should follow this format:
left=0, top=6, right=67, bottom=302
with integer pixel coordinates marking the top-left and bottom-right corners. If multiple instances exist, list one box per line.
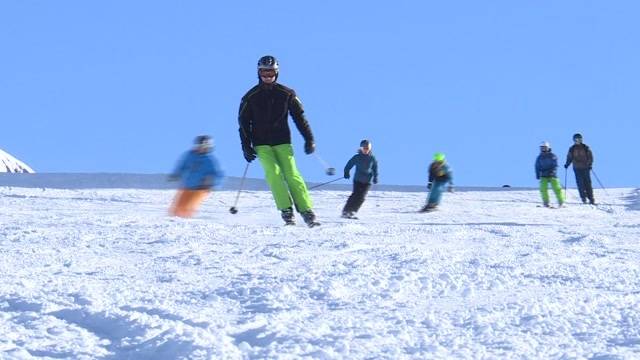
left=564, top=144, right=593, bottom=170
left=238, top=83, right=314, bottom=149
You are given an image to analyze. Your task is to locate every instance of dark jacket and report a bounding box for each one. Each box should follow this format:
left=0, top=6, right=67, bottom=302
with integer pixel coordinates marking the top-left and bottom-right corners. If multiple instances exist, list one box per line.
left=535, top=151, right=558, bottom=178
left=238, top=83, right=314, bottom=148
left=428, top=161, right=453, bottom=184
left=344, top=151, right=379, bottom=184
left=564, top=144, right=593, bottom=170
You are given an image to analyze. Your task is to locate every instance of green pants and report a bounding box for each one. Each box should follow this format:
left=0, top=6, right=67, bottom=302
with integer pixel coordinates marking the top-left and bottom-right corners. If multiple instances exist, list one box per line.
left=255, top=144, right=313, bottom=212
left=539, top=177, right=564, bottom=205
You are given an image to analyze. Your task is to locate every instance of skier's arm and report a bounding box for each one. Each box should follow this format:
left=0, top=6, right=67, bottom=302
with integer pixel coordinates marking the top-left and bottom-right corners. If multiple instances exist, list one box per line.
left=535, top=157, right=541, bottom=179
left=343, top=156, right=356, bottom=178
left=288, top=93, right=314, bottom=144
left=208, top=156, right=225, bottom=188
left=238, top=98, right=253, bottom=149
left=564, top=147, right=573, bottom=168
left=587, top=146, right=594, bottom=169
left=170, top=152, right=189, bottom=180
left=372, top=157, right=379, bottom=183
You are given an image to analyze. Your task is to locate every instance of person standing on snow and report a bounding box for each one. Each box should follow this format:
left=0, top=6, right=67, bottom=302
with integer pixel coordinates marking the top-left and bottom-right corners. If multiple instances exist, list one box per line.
left=169, top=135, right=224, bottom=217
left=237, top=55, right=319, bottom=227
left=564, top=133, right=595, bottom=204
left=420, top=152, right=453, bottom=212
left=342, top=139, right=379, bottom=219
left=535, top=141, right=564, bottom=208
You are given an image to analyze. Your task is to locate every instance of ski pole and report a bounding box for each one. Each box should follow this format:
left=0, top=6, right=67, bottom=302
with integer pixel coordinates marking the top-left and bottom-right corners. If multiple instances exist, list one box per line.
left=308, top=177, right=342, bottom=190
left=591, top=169, right=608, bottom=196
left=229, top=163, right=250, bottom=214
left=313, top=153, right=336, bottom=176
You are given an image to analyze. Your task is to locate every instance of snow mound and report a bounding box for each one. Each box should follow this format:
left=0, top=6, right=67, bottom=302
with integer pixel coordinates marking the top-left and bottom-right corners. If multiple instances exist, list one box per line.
left=0, top=148, right=34, bottom=173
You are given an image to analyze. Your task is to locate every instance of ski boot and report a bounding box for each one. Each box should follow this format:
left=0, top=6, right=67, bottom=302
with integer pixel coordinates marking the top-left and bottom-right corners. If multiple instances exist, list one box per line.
left=419, top=204, right=437, bottom=213
left=281, top=207, right=295, bottom=226
left=301, top=209, right=320, bottom=228
left=341, top=211, right=358, bottom=219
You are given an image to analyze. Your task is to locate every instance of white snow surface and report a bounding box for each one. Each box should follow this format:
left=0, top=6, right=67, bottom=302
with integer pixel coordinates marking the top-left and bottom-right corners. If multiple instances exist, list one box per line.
left=0, top=149, right=34, bottom=173
left=1, top=186, right=639, bottom=359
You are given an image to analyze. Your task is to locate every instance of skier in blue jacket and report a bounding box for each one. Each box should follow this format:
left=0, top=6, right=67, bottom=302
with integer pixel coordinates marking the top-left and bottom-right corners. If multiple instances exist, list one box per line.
left=342, top=139, right=378, bottom=219
left=535, top=141, right=564, bottom=208
left=169, top=135, right=224, bottom=217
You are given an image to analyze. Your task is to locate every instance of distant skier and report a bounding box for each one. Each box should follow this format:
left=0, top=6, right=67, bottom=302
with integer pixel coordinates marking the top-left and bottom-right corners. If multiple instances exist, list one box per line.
left=535, top=141, right=564, bottom=208
left=342, top=139, right=378, bottom=219
left=169, top=135, right=224, bottom=218
left=237, top=55, right=319, bottom=227
left=563, top=133, right=595, bottom=204
left=420, top=152, right=453, bottom=212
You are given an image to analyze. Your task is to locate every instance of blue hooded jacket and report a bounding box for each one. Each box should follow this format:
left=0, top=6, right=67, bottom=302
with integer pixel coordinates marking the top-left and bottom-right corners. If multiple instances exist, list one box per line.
left=344, top=150, right=379, bottom=184
left=171, top=150, right=224, bottom=190
left=535, top=150, right=558, bottom=179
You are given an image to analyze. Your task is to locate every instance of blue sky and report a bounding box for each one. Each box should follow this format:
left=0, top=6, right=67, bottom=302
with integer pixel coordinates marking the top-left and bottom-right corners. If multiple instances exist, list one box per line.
left=1, top=1, right=638, bottom=187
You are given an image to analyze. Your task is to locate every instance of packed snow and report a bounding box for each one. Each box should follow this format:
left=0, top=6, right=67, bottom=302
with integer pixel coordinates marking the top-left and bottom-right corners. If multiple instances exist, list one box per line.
left=0, top=149, right=34, bottom=174
left=1, top=185, right=639, bottom=359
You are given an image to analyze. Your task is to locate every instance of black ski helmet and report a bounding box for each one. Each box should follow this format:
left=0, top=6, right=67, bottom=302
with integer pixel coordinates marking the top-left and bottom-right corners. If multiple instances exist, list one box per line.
left=257, top=55, right=279, bottom=82
left=573, top=133, right=583, bottom=140
left=194, top=135, right=213, bottom=151
left=360, top=139, right=372, bottom=149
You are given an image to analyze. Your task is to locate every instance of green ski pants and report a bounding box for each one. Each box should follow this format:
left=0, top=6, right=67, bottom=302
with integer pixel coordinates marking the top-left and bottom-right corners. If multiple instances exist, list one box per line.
left=539, top=177, right=564, bottom=206
left=255, top=144, right=313, bottom=212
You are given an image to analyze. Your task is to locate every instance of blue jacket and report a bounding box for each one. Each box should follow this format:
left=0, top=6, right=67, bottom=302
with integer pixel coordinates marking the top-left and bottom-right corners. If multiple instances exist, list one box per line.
left=171, top=150, right=224, bottom=190
left=344, top=151, right=379, bottom=184
left=535, top=151, right=558, bottom=179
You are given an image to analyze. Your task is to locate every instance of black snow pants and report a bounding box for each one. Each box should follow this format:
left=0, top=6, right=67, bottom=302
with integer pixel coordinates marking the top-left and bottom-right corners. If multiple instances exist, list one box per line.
left=574, top=168, right=594, bottom=204
left=343, top=181, right=371, bottom=214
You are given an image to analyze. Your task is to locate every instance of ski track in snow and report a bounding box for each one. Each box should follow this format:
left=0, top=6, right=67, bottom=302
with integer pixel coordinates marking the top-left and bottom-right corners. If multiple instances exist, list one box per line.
left=1, top=187, right=639, bottom=359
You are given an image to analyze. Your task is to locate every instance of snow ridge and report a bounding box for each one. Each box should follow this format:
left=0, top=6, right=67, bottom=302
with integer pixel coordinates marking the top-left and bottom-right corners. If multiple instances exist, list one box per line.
left=0, top=148, right=34, bottom=173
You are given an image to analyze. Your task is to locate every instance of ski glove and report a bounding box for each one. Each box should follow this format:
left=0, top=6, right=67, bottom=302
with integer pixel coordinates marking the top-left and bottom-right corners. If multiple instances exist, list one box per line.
left=242, top=145, right=257, bottom=162
left=344, top=172, right=350, bottom=179
left=564, top=164, right=569, bottom=169
left=427, top=182, right=432, bottom=190
left=304, top=141, right=315, bottom=154
left=373, top=177, right=378, bottom=184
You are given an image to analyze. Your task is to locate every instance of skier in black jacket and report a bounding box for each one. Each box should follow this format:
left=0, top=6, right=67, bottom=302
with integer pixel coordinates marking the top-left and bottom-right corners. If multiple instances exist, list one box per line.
left=564, top=133, right=595, bottom=204
left=238, top=55, right=318, bottom=226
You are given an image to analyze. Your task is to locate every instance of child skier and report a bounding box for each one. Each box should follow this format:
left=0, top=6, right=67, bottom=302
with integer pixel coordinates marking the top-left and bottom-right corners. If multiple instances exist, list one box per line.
left=420, top=152, right=453, bottom=212
left=535, top=141, right=564, bottom=208
left=342, top=139, right=378, bottom=219
left=169, top=135, right=224, bottom=217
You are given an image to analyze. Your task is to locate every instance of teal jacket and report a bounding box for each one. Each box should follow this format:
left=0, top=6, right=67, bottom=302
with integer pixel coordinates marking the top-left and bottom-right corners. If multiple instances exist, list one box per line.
left=344, top=151, right=379, bottom=184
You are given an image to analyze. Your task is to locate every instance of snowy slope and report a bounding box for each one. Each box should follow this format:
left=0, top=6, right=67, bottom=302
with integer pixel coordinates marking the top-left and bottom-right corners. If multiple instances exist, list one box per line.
left=0, top=149, right=34, bottom=173
left=1, top=186, right=639, bottom=359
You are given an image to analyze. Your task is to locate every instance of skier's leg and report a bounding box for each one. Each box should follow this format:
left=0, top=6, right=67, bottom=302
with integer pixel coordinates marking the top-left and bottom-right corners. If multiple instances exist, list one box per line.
left=550, top=177, right=564, bottom=206
left=169, top=189, right=185, bottom=216
left=272, top=144, right=313, bottom=213
left=352, top=182, right=371, bottom=212
left=185, top=189, right=209, bottom=217
left=343, top=182, right=358, bottom=213
left=255, top=145, right=294, bottom=210
left=427, top=181, right=446, bottom=206
left=574, top=169, right=586, bottom=202
left=539, top=178, right=550, bottom=205
left=583, top=169, right=595, bottom=203
left=174, top=190, right=198, bottom=217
